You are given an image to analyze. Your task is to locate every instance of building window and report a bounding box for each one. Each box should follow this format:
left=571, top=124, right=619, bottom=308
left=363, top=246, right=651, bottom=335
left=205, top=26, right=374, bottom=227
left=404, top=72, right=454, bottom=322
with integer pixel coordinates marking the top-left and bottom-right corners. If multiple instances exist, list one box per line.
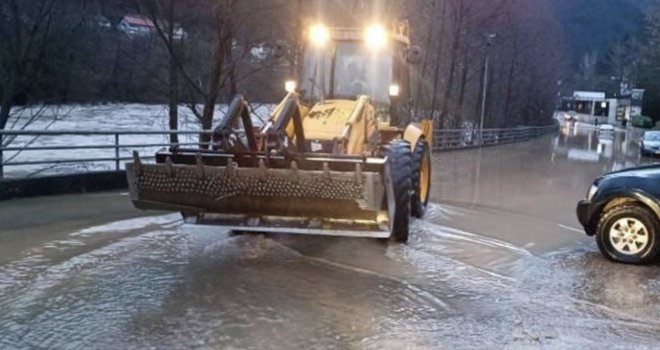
left=616, top=106, right=626, bottom=120
left=575, top=101, right=592, bottom=114
left=594, top=102, right=609, bottom=117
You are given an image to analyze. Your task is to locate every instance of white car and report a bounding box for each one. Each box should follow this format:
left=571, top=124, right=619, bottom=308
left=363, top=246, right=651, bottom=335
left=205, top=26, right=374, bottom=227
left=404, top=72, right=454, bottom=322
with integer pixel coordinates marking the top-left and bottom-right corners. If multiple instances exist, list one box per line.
left=640, top=131, right=660, bottom=157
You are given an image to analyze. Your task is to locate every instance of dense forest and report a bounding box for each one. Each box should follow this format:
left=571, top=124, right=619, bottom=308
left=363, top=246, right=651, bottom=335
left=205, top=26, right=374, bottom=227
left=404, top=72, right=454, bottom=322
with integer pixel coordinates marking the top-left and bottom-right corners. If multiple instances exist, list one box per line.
left=1, top=0, right=660, bottom=133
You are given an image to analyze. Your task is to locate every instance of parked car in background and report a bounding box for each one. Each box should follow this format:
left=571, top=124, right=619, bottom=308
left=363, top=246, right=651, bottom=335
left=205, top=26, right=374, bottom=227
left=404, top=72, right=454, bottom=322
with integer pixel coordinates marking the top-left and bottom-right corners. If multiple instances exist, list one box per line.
left=640, top=131, right=660, bottom=157
left=577, top=165, right=660, bottom=264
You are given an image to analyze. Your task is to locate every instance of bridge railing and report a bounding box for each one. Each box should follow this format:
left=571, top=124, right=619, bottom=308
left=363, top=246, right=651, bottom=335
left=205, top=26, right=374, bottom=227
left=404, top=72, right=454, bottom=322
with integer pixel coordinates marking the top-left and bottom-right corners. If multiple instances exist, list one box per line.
left=0, top=125, right=556, bottom=179
left=432, top=125, right=557, bottom=151
left=0, top=130, right=215, bottom=179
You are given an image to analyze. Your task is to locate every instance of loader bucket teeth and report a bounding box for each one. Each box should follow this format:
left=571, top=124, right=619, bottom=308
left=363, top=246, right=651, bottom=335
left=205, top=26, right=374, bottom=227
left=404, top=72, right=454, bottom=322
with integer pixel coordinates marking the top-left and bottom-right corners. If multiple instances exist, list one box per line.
left=355, top=163, right=363, bottom=185
left=195, top=153, right=205, bottom=178
left=290, top=161, right=299, bottom=181
left=132, top=151, right=142, bottom=176
left=225, top=160, right=236, bottom=179
left=258, top=159, right=268, bottom=180
left=165, top=157, right=174, bottom=177
left=323, top=162, right=331, bottom=179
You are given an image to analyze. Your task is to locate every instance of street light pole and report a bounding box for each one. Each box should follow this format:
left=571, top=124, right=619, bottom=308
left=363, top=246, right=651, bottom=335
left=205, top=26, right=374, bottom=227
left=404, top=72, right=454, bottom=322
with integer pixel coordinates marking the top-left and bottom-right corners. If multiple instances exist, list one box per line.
left=479, top=33, right=496, bottom=146
left=479, top=55, right=489, bottom=145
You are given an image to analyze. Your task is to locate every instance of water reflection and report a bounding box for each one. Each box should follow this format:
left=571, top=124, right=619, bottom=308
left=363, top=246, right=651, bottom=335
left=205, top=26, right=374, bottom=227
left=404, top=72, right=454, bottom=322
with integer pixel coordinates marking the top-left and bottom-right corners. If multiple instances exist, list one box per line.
left=432, top=124, right=657, bottom=246
left=554, top=122, right=655, bottom=172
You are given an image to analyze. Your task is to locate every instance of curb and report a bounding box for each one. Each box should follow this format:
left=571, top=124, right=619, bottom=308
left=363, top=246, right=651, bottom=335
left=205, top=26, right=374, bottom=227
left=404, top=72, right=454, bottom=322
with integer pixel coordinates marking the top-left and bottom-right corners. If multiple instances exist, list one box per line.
left=0, top=171, right=128, bottom=200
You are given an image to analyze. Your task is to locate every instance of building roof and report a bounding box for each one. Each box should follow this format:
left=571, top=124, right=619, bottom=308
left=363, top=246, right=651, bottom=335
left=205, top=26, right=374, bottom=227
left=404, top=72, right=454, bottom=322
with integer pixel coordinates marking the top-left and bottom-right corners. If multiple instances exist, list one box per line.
left=122, top=15, right=154, bottom=28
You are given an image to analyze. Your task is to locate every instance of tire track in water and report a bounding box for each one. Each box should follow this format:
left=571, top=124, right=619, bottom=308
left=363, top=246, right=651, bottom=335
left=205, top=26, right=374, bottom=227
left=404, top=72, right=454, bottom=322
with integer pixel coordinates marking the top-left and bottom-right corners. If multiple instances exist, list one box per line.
left=204, top=234, right=453, bottom=313
left=297, top=253, right=452, bottom=313
left=0, top=214, right=182, bottom=305
left=0, top=216, right=192, bottom=350
left=410, top=218, right=530, bottom=282
left=420, top=220, right=533, bottom=257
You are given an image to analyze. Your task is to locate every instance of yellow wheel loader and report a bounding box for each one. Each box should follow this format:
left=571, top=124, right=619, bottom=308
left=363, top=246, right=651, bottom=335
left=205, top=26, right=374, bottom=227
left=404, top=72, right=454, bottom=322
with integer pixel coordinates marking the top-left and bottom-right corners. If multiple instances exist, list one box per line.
left=126, top=22, right=433, bottom=242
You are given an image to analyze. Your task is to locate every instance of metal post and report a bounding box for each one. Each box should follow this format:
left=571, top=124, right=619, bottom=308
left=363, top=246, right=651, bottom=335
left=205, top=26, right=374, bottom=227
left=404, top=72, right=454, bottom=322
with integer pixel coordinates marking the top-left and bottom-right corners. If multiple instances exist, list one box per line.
left=479, top=55, right=489, bottom=146
left=115, top=133, right=120, bottom=171
left=479, top=34, right=496, bottom=146
left=319, top=55, right=326, bottom=105
left=0, top=133, right=3, bottom=179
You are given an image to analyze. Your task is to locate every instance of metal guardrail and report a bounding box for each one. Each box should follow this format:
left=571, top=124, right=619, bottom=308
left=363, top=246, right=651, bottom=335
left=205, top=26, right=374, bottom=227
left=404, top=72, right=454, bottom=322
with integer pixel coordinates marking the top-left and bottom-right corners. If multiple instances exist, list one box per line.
left=0, top=126, right=557, bottom=179
left=432, top=125, right=557, bottom=151
left=0, top=130, right=214, bottom=178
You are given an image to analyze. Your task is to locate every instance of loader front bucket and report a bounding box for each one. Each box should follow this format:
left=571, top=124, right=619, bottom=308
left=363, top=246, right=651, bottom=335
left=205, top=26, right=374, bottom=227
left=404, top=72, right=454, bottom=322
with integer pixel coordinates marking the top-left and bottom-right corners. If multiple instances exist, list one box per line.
left=126, top=150, right=393, bottom=238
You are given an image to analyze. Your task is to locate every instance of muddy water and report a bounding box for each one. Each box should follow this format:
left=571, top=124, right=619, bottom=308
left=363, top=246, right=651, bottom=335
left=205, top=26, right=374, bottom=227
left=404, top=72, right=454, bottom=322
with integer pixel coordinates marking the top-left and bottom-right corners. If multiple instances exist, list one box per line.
left=0, top=124, right=658, bottom=349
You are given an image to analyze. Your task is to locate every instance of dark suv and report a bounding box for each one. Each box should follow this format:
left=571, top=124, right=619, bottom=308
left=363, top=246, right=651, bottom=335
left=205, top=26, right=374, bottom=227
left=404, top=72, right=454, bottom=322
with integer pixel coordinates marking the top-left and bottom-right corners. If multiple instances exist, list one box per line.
left=576, top=164, right=660, bottom=264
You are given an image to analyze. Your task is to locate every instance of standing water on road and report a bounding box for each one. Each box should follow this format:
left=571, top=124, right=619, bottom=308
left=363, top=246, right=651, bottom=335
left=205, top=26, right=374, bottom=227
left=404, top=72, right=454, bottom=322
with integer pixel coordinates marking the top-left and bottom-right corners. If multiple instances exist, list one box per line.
left=0, top=123, right=658, bottom=349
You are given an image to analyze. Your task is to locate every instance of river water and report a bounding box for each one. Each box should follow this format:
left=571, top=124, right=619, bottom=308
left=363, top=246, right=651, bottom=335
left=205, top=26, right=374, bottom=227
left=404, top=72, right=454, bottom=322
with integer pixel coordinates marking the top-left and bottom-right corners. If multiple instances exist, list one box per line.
left=3, top=104, right=272, bottom=178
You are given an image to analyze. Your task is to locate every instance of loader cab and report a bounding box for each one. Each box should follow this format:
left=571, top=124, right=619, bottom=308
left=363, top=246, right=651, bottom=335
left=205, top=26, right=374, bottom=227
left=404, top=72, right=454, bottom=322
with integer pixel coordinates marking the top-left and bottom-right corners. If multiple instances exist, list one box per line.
left=296, top=23, right=417, bottom=126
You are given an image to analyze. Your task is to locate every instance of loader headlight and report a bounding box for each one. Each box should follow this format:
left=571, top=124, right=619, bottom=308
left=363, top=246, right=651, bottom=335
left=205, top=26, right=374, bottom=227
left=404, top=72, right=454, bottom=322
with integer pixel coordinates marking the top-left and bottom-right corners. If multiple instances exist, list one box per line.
left=587, top=184, right=598, bottom=201
left=365, top=24, right=388, bottom=50
left=309, top=24, right=330, bottom=47
left=389, top=84, right=400, bottom=97
left=285, top=80, right=297, bottom=93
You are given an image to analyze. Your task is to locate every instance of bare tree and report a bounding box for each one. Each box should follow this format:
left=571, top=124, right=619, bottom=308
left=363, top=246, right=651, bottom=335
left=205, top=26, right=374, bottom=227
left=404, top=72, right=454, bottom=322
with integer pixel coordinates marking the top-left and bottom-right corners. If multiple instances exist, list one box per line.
left=0, top=0, right=89, bottom=176
left=132, top=0, right=292, bottom=147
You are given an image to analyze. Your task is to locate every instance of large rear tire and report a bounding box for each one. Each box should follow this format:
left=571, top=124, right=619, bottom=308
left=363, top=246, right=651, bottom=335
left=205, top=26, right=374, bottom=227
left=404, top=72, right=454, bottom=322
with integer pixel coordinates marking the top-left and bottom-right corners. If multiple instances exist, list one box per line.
left=385, top=139, right=412, bottom=243
left=411, top=139, right=431, bottom=218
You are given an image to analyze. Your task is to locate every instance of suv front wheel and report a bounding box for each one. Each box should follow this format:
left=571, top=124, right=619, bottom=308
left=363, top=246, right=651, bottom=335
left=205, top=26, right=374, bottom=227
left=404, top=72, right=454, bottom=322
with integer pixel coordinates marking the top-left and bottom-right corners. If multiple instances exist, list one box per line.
left=595, top=204, right=660, bottom=265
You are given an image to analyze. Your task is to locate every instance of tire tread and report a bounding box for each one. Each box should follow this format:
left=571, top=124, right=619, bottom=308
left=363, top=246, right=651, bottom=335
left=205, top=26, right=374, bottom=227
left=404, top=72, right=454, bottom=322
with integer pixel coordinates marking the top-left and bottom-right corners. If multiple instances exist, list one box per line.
left=411, top=139, right=431, bottom=218
left=385, top=140, right=412, bottom=243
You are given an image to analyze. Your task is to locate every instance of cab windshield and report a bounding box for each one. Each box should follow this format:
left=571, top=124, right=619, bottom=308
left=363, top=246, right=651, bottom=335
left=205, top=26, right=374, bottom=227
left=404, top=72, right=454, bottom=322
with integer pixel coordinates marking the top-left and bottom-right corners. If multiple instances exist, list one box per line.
left=300, top=42, right=393, bottom=104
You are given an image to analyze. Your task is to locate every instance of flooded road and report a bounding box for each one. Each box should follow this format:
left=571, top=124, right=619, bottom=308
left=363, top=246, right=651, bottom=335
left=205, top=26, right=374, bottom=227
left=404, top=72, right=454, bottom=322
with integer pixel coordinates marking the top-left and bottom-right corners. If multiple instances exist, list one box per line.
left=0, top=124, right=658, bottom=349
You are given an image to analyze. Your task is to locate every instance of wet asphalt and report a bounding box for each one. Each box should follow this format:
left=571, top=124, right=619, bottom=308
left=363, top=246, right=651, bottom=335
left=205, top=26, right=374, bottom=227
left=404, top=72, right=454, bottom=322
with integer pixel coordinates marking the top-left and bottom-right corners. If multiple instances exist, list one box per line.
left=0, top=123, right=658, bottom=349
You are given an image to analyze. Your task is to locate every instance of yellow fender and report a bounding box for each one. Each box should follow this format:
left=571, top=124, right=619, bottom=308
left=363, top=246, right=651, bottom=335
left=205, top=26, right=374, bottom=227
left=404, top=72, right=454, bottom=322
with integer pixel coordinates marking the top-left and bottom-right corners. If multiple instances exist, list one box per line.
left=403, top=120, right=433, bottom=151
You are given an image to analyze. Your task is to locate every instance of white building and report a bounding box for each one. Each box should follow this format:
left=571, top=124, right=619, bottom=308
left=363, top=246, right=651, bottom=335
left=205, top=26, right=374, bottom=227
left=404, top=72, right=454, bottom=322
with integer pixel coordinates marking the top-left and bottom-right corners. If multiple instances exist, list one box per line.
left=94, top=15, right=112, bottom=29
left=630, top=89, right=645, bottom=118
left=118, top=15, right=186, bottom=40
left=250, top=43, right=274, bottom=61
left=558, top=90, right=643, bottom=125
left=118, top=15, right=155, bottom=36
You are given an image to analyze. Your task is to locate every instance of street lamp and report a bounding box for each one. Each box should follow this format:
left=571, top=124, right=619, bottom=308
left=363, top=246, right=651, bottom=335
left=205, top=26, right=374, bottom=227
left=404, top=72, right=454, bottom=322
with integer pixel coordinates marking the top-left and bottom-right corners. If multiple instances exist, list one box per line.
left=479, top=33, right=497, bottom=146
left=364, top=24, right=388, bottom=50
left=309, top=24, right=330, bottom=47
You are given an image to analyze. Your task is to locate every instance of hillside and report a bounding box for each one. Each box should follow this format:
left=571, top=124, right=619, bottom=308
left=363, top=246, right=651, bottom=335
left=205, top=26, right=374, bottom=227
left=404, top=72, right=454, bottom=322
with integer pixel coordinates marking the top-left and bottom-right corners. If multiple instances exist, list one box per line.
left=554, top=0, right=652, bottom=66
